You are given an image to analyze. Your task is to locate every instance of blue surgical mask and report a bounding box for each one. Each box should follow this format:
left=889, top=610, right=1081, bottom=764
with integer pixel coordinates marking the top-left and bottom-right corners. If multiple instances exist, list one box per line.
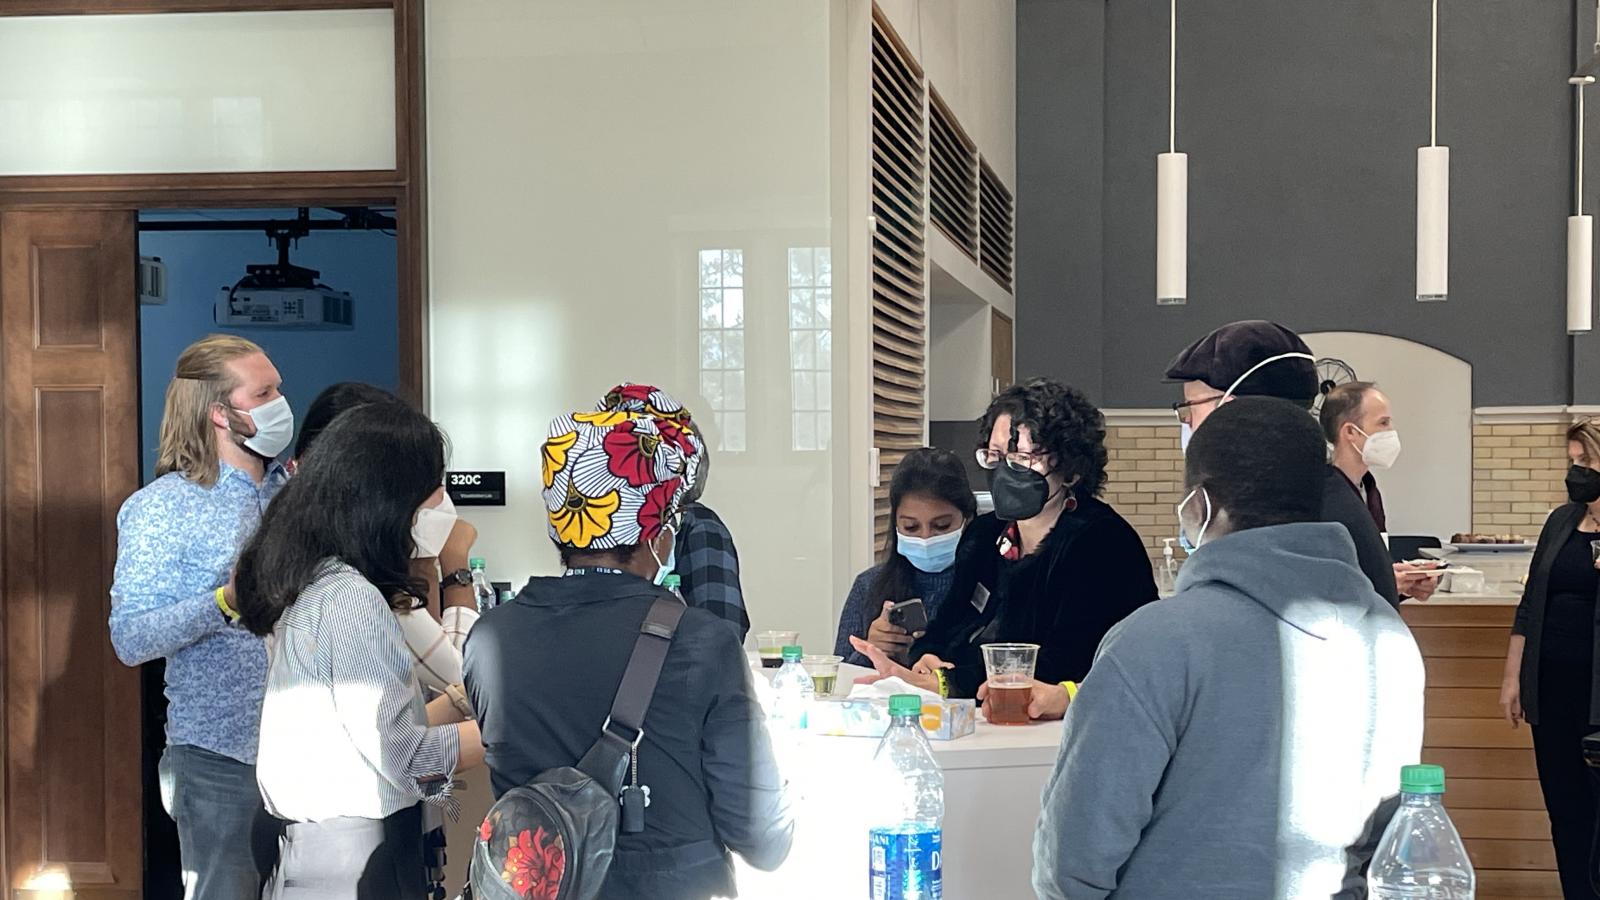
left=1176, top=487, right=1212, bottom=553
left=650, top=527, right=678, bottom=586
left=898, top=527, right=964, bottom=573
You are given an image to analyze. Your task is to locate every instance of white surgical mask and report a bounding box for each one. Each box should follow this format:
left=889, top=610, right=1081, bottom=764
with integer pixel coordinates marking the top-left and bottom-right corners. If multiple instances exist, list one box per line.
left=1179, top=422, right=1194, bottom=454
left=232, top=395, right=294, bottom=459
left=1176, top=487, right=1213, bottom=553
left=649, top=526, right=678, bottom=586
left=1355, top=427, right=1402, bottom=470
left=412, top=492, right=458, bottom=559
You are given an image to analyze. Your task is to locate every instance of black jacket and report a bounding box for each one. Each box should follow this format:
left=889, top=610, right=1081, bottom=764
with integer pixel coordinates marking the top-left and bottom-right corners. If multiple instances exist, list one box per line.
left=910, top=497, right=1159, bottom=698
left=1513, top=502, right=1596, bottom=726
left=463, top=573, right=793, bottom=900
left=1322, top=466, right=1400, bottom=607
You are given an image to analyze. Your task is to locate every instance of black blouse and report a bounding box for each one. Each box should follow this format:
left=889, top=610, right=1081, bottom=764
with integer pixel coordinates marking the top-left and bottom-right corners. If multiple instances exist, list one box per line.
left=910, top=496, right=1159, bottom=698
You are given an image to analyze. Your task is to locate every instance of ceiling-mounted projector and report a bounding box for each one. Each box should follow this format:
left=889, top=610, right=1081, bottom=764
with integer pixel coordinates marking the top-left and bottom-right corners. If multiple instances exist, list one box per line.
left=215, top=262, right=354, bottom=330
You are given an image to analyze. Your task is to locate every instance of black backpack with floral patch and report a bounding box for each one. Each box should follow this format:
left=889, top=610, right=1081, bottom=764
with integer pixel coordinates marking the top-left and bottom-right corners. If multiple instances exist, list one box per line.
left=467, top=597, right=683, bottom=900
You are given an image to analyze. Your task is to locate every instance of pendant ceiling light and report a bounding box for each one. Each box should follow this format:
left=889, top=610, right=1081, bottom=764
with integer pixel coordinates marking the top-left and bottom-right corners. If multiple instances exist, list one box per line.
left=1571, top=75, right=1594, bottom=335
left=1416, top=0, right=1448, bottom=302
left=1156, top=0, right=1186, bottom=306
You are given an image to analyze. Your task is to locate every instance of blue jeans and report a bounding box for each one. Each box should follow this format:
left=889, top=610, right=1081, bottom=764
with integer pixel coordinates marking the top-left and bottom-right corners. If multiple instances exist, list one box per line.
left=159, top=744, right=281, bottom=900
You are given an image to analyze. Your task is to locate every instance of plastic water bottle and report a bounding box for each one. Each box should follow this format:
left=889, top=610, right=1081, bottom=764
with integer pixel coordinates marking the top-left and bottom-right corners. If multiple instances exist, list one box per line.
left=662, top=574, right=684, bottom=600
left=770, top=645, right=814, bottom=733
left=869, top=694, right=944, bottom=900
left=1369, top=764, right=1475, bottom=898
left=469, top=558, right=495, bottom=614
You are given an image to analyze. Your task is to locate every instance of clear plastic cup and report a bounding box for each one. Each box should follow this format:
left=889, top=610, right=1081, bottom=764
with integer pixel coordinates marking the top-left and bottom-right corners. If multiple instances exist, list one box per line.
left=981, top=642, right=1040, bottom=725
left=801, top=654, right=843, bottom=697
left=755, top=630, right=799, bottom=670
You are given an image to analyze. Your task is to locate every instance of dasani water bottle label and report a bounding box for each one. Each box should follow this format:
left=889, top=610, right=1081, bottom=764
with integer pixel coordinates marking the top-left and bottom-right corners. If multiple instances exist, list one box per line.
left=869, top=825, right=941, bottom=900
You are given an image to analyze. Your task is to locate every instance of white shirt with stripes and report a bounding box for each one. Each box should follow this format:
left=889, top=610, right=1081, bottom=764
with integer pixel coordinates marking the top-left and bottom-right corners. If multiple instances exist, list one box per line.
left=256, top=561, right=462, bottom=822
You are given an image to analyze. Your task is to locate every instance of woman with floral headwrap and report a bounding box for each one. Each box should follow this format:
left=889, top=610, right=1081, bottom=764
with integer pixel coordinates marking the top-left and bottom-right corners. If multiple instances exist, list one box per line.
left=463, top=407, right=793, bottom=900
left=597, top=382, right=750, bottom=642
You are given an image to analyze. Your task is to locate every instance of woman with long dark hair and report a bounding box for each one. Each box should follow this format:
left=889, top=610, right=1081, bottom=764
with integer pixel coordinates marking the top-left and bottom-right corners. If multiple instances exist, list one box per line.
left=236, top=402, right=483, bottom=900
left=833, top=448, right=977, bottom=666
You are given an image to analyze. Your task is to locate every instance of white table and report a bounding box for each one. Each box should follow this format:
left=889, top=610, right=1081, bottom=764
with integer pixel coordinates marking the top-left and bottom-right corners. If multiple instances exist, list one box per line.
left=736, top=663, right=1064, bottom=898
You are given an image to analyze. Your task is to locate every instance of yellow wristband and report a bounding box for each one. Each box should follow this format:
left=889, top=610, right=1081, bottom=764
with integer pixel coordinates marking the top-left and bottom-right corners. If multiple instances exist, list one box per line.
left=934, top=669, right=950, bottom=699
left=1060, top=680, right=1078, bottom=701
left=216, top=586, right=240, bottom=622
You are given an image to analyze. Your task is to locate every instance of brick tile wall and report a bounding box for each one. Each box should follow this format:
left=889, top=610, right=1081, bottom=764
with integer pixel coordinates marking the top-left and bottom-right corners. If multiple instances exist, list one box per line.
left=1470, top=422, right=1567, bottom=538
left=1102, top=418, right=1572, bottom=557
left=1101, top=425, right=1186, bottom=558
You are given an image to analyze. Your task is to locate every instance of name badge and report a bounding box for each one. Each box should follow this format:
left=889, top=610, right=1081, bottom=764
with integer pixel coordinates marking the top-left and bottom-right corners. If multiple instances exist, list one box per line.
left=971, top=583, right=990, bottom=613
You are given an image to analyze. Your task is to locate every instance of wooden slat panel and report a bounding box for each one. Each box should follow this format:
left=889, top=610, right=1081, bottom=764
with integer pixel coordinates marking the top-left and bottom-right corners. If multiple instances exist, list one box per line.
left=871, top=5, right=927, bottom=546
left=1452, top=809, right=1550, bottom=841
left=1427, top=687, right=1507, bottom=719
left=1426, top=656, right=1505, bottom=687
left=977, top=156, right=1014, bottom=290
left=1448, top=778, right=1548, bottom=810
left=1424, top=748, right=1539, bottom=780
left=1413, top=626, right=1516, bottom=658
left=1425, top=717, right=1534, bottom=749
left=1463, top=838, right=1557, bottom=871
left=1475, top=868, right=1563, bottom=898
left=1402, top=603, right=1522, bottom=628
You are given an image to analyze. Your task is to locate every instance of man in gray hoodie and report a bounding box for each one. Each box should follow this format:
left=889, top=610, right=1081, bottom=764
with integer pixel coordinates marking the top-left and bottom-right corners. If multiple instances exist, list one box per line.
left=1031, top=397, right=1424, bottom=899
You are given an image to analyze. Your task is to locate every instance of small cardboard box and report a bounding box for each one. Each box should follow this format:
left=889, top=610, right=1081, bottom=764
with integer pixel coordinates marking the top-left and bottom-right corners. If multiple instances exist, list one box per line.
left=806, top=696, right=976, bottom=741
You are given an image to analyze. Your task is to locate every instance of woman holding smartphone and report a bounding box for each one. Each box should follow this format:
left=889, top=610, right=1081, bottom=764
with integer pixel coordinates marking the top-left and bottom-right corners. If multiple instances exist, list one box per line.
left=834, top=448, right=977, bottom=666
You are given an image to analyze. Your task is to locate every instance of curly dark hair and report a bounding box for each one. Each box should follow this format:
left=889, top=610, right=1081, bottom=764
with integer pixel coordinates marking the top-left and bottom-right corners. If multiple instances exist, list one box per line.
left=976, top=378, right=1108, bottom=497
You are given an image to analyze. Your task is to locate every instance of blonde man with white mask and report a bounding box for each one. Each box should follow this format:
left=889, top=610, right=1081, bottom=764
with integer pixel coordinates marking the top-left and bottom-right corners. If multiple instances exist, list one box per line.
left=110, top=334, right=293, bottom=899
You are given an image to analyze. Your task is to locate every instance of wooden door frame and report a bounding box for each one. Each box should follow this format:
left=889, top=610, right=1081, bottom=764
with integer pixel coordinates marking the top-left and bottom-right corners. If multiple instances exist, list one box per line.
left=0, top=0, right=429, bottom=406
left=0, top=3, right=427, bottom=895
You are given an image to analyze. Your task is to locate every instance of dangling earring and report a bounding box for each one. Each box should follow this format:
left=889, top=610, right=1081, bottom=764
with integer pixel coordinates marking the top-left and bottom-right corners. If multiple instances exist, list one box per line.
left=1060, top=476, right=1079, bottom=513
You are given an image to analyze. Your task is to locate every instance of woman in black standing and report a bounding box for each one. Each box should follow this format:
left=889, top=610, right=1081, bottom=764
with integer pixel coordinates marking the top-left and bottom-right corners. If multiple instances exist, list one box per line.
left=1502, top=418, right=1600, bottom=899
left=853, top=379, right=1158, bottom=708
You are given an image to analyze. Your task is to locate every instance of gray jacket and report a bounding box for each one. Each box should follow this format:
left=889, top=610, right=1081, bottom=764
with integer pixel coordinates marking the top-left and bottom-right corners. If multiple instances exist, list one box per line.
left=1032, top=522, right=1423, bottom=900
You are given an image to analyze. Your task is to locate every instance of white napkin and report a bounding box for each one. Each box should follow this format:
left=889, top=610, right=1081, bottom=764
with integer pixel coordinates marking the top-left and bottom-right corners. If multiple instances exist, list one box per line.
left=845, top=675, right=942, bottom=702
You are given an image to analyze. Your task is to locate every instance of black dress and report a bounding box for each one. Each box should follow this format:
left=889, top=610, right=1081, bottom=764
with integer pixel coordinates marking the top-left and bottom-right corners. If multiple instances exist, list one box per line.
left=1529, top=524, right=1600, bottom=899
left=910, top=495, right=1159, bottom=698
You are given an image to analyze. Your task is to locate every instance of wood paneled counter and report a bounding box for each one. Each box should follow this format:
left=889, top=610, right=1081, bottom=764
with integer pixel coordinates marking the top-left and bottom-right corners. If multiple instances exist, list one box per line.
left=1401, top=599, right=1557, bottom=898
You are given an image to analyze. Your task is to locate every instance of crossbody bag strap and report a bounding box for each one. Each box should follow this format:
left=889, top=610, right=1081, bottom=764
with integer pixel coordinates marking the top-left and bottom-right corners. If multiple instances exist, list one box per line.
left=576, top=596, right=686, bottom=794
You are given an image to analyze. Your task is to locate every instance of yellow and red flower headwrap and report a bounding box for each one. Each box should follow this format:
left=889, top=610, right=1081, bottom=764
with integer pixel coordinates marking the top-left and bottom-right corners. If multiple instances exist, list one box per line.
left=541, top=405, right=703, bottom=550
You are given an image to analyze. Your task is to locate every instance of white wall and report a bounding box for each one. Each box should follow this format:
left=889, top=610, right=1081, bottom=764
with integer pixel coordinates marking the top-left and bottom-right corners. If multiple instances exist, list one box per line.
left=1303, top=332, right=1473, bottom=542
left=874, top=0, right=1017, bottom=189
left=426, top=0, right=843, bottom=643
left=928, top=268, right=994, bottom=421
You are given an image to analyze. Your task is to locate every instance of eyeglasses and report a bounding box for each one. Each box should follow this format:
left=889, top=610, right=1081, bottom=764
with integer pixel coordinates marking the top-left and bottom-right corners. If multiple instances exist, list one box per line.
left=975, top=448, right=1049, bottom=472
left=1171, top=394, right=1225, bottom=426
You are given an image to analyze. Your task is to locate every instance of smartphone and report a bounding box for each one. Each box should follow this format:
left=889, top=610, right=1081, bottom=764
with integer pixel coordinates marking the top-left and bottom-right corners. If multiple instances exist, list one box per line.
left=887, top=598, right=929, bottom=636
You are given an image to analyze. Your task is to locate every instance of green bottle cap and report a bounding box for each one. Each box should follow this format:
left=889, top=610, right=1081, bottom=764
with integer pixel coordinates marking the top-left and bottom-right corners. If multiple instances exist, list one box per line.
left=469, top=557, right=486, bottom=570
left=889, top=694, right=923, bottom=717
left=663, top=574, right=681, bottom=590
left=1400, top=763, right=1446, bottom=794
left=781, top=645, right=803, bottom=661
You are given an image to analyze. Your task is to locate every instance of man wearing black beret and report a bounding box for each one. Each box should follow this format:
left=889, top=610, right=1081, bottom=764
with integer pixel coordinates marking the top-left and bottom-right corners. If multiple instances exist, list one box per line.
left=1165, top=320, right=1402, bottom=607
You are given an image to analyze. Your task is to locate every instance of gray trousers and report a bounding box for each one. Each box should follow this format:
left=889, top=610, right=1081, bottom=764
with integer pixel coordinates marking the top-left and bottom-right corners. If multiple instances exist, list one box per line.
left=263, top=804, right=425, bottom=900
left=158, top=744, right=281, bottom=900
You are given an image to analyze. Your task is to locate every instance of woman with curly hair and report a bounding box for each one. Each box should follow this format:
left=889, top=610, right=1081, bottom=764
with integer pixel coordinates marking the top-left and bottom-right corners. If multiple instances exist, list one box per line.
left=852, top=378, right=1158, bottom=714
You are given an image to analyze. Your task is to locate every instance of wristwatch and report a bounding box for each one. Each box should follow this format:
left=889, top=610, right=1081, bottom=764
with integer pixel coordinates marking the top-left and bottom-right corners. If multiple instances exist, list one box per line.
left=442, top=568, right=473, bottom=591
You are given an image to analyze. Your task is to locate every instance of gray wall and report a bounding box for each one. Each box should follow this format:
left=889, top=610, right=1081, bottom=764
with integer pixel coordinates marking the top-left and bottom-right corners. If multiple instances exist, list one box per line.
left=1018, top=0, right=1591, bottom=408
